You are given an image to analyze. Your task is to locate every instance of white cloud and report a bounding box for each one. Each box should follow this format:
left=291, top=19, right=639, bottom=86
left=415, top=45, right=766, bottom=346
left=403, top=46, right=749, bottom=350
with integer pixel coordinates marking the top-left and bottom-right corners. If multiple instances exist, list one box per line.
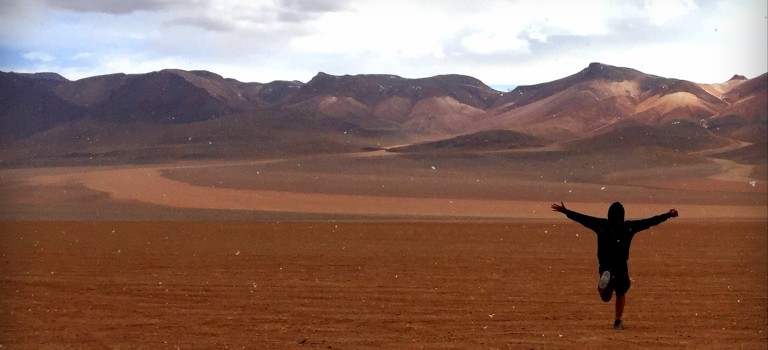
left=460, top=32, right=530, bottom=55
left=41, top=0, right=183, bottom=14
left=644, top=0, right=698, bottom=25
left=517, top=0, right=612, bottom=37
left=23, top=51, right=55, bottom=62
left=1, top=0, right=765, bottom=85
left=290, top=2, right=450, bottom=58
left=70, top=52, right=93, bottom=60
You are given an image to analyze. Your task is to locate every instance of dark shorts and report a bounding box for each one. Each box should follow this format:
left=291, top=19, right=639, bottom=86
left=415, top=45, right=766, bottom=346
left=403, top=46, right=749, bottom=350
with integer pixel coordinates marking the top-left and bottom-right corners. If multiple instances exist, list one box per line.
left=599, top=265, right=631, bottom=295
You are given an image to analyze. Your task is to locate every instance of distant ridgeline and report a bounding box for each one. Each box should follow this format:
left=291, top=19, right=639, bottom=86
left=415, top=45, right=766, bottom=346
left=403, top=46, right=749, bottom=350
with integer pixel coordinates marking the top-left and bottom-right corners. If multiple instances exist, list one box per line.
left=0, top=63, right=765, bottom=165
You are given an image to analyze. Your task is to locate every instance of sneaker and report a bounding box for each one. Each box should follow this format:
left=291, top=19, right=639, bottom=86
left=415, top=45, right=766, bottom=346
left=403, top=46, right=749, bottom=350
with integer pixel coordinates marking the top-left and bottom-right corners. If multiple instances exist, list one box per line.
left=599, top=271, right=611, bottom=290
left=613, top=320, right=626, bottom=330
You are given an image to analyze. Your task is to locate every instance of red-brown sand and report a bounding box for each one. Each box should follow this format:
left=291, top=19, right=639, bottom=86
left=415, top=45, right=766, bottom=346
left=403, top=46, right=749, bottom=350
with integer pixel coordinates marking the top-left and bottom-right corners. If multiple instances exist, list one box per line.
left=0, top=221, right=765, bottom=349
left=0, top=152, right=766, bottom=348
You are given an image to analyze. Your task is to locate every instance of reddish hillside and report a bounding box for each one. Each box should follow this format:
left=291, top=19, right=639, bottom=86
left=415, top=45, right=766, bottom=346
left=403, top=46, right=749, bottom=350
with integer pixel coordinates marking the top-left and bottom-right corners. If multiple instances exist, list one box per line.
left=704, top=73, right=767, bottom=143
left=491, top=62, right=647, bottom=109
left=477, top=63, right=734, bottom=140
left=282, top=72, right=501, bottom=134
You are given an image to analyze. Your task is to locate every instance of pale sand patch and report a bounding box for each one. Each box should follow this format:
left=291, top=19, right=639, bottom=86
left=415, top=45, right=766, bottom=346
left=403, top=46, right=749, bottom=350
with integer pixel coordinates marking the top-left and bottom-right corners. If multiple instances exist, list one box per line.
left=708, top=158, right=758, bottom=183
left=634, top=92, right=714, bottom=115
left=32, top=165, right=767, bottom=219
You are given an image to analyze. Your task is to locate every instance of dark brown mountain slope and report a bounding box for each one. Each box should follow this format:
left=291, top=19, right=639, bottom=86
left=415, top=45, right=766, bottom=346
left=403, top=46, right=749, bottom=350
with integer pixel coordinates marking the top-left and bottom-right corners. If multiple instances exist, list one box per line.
left=53, top=73, right=131, bottom=107
left=284, top=72, right=500, bottom=109
left=387, top=129, right=545, bottom=153
left=249, top=80, right=304, bottom=104
left=3, top=107, right=410, bottom=167
left=162, top=69, right=292, bottom=109
left=563, top=121, right=732, bottom=153
left=89, top=70, right=240, bottom=124
left=0, top=72, right=84, bottom=142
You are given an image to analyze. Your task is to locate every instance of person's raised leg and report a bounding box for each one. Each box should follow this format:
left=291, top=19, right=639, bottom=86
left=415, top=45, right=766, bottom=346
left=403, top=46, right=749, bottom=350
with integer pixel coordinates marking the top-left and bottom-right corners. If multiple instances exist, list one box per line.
left=599, top=286, right=612, bottom=302
left=598, top=270, right=612, bottom=302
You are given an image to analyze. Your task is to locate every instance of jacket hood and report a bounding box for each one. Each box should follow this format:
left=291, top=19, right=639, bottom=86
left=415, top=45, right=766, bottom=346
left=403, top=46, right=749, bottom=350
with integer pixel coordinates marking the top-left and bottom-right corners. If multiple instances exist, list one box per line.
left=608, top=202, right=625, bottom=224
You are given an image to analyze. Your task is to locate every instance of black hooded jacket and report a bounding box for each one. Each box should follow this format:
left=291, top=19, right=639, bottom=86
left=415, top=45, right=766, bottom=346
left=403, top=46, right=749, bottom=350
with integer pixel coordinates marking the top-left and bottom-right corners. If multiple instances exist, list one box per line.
left=562, top=202, right=672, bottom=268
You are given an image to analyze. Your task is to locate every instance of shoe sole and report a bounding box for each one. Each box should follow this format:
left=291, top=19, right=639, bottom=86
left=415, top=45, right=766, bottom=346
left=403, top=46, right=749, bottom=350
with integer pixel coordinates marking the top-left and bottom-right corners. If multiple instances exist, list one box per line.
left=599, top=271, right=610, bottom=290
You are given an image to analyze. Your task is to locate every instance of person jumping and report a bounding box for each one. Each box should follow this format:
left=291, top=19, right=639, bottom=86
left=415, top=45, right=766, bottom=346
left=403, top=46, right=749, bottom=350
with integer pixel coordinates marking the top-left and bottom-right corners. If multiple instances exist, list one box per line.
left=551, top=201, right=678, bottom=330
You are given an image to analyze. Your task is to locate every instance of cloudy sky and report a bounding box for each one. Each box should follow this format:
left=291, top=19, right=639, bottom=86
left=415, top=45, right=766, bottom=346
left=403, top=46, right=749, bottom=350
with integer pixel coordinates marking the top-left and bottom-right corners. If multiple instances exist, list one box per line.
left=0, top=0, right=766, bottom=88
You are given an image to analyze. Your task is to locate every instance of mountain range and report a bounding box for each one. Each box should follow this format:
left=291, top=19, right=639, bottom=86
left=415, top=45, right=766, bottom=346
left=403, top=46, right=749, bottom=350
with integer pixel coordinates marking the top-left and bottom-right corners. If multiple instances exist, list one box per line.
left=0, top=62, right=765, bottom=167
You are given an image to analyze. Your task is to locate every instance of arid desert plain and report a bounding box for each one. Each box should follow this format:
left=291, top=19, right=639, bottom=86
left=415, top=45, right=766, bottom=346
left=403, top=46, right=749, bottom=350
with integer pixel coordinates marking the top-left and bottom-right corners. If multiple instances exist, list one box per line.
left=0, top=149, right=766, bottom=349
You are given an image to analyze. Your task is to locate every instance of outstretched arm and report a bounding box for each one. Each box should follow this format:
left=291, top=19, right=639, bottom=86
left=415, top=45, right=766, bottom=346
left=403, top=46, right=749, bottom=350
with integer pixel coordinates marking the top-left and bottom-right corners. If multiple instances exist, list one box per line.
left=552, top=202, right=605, bottom=231
left=551, top=202, right=567, bottom=213
left=627, top=209, right=678, bottom=233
